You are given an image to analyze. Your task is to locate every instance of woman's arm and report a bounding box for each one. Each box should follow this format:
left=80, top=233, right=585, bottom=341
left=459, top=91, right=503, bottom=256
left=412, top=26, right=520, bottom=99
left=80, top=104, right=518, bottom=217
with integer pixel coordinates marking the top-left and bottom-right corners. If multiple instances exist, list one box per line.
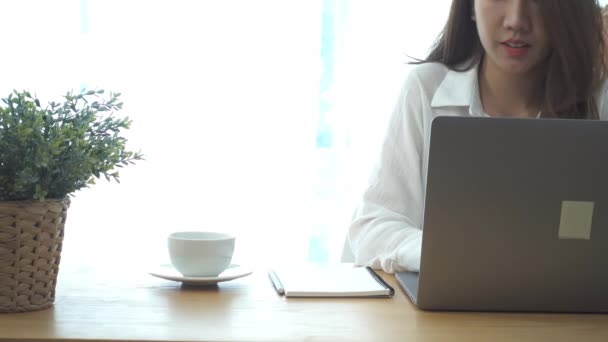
left=348, top=70, right=428, bottom=273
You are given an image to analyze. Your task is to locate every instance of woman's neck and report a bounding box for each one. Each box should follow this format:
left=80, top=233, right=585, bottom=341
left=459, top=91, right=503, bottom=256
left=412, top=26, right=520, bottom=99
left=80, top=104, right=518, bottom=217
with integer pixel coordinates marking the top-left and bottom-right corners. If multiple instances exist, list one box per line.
left=478, top=56, right=543, bottom=118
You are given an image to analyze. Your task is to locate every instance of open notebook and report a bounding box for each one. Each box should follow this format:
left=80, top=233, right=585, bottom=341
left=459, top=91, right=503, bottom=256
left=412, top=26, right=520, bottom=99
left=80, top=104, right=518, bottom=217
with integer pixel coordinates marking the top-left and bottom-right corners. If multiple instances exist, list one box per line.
left=268, top=264, right=394, bottom=298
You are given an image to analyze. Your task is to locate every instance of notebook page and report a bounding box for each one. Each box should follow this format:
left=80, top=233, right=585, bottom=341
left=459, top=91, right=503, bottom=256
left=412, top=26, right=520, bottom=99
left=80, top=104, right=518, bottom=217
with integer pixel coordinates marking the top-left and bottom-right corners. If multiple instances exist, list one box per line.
left=273, top=264, right=390, bottom=297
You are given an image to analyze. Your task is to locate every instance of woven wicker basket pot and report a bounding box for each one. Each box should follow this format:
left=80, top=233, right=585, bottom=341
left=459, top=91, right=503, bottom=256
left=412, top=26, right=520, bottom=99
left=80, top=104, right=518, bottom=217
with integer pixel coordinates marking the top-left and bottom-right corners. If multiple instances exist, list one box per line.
left=0, top=198, right=70, bottom=313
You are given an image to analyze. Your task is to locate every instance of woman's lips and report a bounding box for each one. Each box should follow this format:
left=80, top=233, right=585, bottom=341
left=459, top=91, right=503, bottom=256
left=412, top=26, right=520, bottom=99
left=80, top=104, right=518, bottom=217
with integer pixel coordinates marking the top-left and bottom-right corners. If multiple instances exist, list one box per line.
left=502, top=43, right=530, bottom=57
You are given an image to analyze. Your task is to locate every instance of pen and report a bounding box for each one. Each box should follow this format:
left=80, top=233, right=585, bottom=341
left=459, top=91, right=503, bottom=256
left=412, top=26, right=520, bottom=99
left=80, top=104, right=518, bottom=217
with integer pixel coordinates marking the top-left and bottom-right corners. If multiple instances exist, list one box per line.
left=268, top=270, right=285, bottom=296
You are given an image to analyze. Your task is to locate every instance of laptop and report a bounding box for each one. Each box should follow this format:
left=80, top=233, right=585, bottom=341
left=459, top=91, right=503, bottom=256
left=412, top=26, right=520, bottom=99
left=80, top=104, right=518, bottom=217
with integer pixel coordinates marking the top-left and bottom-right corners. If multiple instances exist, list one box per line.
left=396, top=116, right=608, bottom=312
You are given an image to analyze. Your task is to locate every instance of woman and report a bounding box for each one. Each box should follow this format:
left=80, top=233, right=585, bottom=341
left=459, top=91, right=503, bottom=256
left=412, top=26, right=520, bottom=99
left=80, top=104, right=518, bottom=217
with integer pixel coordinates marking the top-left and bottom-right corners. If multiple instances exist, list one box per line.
left=604, top=4, right=608, bottom=64
left=348, top=0, right=608, bottom=273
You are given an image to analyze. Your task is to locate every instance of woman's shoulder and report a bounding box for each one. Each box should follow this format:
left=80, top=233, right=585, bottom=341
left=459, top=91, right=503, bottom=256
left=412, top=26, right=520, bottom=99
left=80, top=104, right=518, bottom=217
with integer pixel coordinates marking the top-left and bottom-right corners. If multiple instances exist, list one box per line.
left=406, top=62, right=450, bottom=84
left=401, top=62, right=451, bottom=98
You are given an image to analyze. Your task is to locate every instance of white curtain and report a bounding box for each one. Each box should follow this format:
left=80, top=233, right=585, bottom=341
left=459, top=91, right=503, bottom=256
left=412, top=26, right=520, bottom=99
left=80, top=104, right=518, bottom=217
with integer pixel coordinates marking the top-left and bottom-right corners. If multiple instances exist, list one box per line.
left=0, top=0, right=450, bottom=270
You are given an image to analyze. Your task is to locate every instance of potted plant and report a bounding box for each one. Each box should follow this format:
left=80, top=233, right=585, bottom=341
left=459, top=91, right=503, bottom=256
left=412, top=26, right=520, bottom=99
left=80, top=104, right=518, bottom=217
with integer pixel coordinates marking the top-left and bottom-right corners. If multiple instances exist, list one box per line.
left=0, top=89, right=142, bottom=313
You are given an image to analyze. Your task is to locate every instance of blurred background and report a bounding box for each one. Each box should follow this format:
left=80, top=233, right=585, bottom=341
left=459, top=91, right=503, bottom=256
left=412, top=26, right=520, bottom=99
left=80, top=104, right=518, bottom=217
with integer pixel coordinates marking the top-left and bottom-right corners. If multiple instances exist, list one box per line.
left=2, top=0, right=601, bottom=273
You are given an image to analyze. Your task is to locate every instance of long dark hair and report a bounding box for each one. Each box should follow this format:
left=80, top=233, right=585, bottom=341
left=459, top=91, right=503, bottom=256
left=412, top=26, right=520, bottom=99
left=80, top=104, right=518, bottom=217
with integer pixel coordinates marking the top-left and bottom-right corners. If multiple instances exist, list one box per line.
left=416, top=0, right=606, bottom=119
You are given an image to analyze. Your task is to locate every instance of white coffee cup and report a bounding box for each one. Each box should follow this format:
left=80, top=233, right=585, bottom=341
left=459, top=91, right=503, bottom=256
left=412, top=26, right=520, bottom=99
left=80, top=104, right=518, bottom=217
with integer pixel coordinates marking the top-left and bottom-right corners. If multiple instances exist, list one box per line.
left=168, top=231, right=235, bottom=277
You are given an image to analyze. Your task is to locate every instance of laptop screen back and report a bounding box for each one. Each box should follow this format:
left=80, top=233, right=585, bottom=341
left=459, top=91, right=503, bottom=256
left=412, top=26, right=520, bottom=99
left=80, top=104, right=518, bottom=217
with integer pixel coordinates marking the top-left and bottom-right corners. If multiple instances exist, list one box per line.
left=415, top=116, right=608, bottom=312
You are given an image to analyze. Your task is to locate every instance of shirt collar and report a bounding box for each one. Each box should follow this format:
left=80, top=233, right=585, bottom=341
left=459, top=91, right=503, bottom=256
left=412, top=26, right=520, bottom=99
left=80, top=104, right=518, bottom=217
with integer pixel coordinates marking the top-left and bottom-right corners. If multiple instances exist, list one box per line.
left=431, top=61, right=485, bottom=116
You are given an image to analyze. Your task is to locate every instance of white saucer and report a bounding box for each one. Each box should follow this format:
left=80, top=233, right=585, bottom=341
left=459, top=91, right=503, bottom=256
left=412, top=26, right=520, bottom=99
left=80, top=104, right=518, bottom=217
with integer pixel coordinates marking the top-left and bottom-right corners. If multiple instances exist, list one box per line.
left=148, top=264, right=253, bottom=285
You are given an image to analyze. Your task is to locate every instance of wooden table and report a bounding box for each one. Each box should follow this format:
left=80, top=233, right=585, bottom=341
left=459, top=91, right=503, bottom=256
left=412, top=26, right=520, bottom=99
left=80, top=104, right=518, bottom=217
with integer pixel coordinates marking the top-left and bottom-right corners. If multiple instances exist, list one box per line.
left=1, top=263, right=608, bottom=342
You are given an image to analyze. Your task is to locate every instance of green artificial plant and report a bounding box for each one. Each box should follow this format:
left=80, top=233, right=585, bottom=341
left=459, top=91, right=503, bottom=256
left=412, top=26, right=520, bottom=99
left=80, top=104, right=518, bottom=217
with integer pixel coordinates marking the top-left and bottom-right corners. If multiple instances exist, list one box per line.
left=0, top=89, right=143, bottom=201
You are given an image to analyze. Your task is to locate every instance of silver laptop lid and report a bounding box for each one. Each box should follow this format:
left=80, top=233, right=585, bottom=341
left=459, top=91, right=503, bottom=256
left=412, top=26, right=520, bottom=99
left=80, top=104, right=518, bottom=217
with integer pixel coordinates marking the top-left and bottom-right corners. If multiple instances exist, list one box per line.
left=417, top=116, right=608, bottom=312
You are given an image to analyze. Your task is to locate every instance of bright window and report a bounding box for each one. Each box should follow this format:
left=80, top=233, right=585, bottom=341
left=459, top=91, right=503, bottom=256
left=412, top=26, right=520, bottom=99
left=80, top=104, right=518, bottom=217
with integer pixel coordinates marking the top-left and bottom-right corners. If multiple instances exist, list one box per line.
left=0, top=0, right=450, bottom=270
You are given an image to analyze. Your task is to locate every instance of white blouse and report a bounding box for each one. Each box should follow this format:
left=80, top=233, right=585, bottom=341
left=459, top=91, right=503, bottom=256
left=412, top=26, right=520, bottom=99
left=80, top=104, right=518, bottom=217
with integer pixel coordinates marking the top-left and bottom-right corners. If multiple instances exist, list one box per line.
left=347, top=61, right=608, bottom=273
